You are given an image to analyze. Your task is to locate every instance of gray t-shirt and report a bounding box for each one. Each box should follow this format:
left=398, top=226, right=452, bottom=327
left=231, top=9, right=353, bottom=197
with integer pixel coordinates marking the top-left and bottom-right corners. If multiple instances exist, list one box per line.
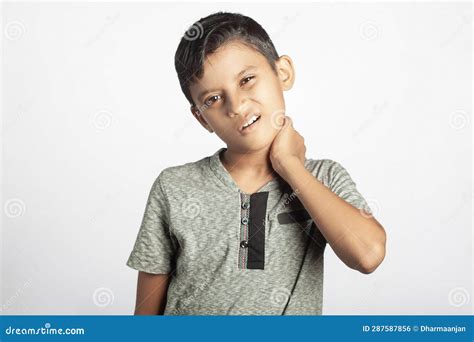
left=126, top=147, right=372, bottom=315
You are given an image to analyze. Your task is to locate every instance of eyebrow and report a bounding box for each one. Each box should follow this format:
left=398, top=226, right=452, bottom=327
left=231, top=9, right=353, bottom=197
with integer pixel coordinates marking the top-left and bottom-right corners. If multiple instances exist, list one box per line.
left=198, top=65, right=258, bottom=103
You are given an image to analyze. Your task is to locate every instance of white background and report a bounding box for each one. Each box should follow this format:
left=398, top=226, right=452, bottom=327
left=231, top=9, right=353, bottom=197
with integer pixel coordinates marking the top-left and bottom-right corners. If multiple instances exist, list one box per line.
left=1, top=1, right=472, bottom=315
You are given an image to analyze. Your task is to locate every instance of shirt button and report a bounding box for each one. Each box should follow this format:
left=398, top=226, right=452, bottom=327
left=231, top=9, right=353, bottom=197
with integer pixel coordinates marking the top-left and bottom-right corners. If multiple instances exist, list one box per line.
left=240, top=240, right=249, bottom=248
left=241, top=202, right=250, bottom=209
left=241, top=217, right=249, bottom=225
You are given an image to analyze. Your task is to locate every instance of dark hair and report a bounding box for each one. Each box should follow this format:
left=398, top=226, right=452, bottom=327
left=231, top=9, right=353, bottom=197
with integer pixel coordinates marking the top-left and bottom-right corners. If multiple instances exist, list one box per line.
left=174, top=11, right=280, bottom=107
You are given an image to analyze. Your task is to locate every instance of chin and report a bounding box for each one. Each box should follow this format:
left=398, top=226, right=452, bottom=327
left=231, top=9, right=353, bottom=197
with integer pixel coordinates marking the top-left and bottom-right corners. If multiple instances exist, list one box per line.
left=229, top=135, right=275, bottom=153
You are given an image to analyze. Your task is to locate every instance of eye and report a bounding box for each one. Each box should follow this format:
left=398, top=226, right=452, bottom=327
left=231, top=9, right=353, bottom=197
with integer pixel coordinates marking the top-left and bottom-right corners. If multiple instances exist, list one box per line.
left=205, top=94, right=221, bottom=106
left=240, top=75, right=255, bottom=87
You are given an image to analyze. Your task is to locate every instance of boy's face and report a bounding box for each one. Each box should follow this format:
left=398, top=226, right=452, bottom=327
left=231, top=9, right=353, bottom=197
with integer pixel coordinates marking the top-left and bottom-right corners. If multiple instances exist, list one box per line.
left=188, top=40, right=295, bottom=153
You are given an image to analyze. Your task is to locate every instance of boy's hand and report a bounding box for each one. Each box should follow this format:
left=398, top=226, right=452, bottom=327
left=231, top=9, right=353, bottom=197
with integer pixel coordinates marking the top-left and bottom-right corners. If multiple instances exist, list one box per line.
left=269, top=115, right=306, bottom=177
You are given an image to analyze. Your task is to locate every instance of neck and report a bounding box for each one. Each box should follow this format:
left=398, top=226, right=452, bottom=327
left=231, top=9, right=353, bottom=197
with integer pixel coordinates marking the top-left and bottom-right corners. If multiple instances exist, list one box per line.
left=220, top=146, right=275, bottom=178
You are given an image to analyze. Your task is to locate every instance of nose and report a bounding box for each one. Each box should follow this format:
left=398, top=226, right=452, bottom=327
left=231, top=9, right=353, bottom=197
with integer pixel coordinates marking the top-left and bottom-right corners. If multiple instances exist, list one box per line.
left=226, top=91, right=248, bottom=118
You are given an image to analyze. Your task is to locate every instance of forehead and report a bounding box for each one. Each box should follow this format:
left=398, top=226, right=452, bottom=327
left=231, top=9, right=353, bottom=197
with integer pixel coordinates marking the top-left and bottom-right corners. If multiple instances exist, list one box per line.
left=190, top=41, right=271, bottom=91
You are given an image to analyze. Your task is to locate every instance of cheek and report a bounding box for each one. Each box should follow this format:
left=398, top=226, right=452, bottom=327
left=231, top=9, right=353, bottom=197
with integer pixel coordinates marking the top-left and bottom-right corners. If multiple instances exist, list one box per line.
left=209, top=117, right=234, bottom=138
left=254, top=79, right=285, bottom=111
left=261, top=116, right=282, bottom=137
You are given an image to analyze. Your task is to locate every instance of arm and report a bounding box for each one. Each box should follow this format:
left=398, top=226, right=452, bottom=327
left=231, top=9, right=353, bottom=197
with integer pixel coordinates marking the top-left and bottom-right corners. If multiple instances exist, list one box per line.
left=270, top=116, right=386, bottom=274
left=277, top=158, right=386, bottom=274
left=133, top=271, right=171, bottom=315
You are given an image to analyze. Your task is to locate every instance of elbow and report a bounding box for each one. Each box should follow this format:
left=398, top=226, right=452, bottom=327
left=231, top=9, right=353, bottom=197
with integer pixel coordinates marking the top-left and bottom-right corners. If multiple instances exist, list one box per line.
left=357, top=240, right=386, bottom=274
left=358, top=261, right=380, bottom=275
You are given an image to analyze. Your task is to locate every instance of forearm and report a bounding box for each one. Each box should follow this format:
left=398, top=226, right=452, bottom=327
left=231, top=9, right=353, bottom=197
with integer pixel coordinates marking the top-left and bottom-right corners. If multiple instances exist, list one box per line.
left=134, top=272, right=171, bottom=315
left=277, top=158, right=386, bottom=274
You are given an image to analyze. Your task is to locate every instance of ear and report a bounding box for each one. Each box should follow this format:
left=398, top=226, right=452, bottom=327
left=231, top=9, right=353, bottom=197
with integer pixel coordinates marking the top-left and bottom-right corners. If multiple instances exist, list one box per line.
left=275, top=55, right=295, bottom=91
left=190, top=105, right=214, bottom=133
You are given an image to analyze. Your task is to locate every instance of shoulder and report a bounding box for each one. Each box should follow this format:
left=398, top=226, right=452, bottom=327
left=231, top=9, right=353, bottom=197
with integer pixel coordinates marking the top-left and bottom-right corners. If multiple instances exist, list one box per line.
left=304, top=157, right=372, bottom=213
left=304, top=158, right=351, bottom=188
left=152, top=154, right=211, bottom=192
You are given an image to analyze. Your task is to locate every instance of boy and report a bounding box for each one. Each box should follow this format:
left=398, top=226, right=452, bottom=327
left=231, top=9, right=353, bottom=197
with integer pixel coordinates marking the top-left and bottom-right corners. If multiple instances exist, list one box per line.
left=126, top=11, right=386, bottom=315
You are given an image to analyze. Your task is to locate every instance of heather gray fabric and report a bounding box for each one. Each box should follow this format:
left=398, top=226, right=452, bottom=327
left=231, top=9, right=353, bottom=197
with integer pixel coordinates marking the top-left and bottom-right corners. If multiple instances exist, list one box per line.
left=126, top=147, right=372, bottom=315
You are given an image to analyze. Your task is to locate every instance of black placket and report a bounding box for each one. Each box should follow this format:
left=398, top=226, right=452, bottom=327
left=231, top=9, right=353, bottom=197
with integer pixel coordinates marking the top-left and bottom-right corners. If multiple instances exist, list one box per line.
left=239, top=191, right=269, bottom=270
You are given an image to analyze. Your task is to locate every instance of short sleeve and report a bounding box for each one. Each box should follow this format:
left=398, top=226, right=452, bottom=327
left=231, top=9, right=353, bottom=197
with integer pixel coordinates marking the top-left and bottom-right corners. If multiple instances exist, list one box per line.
left=126, top=172, right=177, bottom=274
left=326, top=160, right=373, bottom=215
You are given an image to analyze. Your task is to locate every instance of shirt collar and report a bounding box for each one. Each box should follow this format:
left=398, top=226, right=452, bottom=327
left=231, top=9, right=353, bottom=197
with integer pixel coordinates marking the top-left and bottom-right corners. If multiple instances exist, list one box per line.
left=209, top=147, right=285, bottom=193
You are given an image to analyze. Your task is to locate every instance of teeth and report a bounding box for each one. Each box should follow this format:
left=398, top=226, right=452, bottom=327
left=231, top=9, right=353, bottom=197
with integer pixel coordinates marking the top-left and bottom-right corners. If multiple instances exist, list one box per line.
left=243, top=115, right=259, bottom=129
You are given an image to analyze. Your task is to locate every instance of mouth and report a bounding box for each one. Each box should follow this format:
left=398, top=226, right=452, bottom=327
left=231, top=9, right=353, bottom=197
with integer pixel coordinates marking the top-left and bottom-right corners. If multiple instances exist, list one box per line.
left=240, top=114, right=261, bottom=132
